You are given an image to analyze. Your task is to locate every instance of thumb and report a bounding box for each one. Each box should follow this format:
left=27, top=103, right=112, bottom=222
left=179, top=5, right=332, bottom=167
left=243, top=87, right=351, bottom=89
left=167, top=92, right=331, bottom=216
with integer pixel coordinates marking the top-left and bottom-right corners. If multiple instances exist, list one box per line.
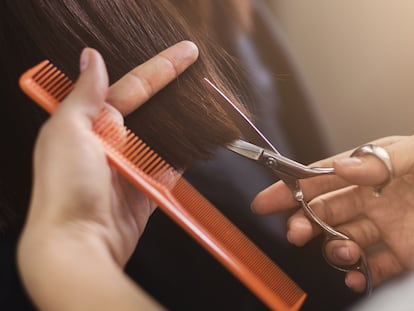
left=56, top=48, right=109, bottom=121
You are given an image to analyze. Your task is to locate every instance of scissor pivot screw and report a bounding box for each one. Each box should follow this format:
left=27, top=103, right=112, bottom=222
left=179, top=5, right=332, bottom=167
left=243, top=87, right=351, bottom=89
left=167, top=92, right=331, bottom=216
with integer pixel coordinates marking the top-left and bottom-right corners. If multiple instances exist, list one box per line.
left=266, top=157, right=277, bottom=168
left=294, top=191, right=304, bottom=201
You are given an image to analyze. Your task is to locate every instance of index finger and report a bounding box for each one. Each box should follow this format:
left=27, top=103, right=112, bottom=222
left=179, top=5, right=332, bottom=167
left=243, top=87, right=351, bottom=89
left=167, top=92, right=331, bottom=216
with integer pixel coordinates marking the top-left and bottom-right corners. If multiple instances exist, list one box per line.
left=252, top=136, right=405, bottom=215
left=107, top=40, right=199, bottom=116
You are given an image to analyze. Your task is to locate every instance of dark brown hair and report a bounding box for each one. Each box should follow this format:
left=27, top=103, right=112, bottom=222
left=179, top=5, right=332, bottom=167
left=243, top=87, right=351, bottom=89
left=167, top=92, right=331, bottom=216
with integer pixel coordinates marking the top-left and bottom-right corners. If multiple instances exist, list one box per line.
left=9, top=0, right=249, bottom=168
left=0, top=0, right=250, bottom=232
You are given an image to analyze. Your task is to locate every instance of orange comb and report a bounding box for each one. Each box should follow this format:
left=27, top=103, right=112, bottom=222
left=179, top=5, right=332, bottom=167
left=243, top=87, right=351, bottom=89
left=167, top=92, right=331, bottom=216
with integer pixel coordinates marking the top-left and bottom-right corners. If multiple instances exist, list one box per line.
left=19, top=61, right=306, bottom=311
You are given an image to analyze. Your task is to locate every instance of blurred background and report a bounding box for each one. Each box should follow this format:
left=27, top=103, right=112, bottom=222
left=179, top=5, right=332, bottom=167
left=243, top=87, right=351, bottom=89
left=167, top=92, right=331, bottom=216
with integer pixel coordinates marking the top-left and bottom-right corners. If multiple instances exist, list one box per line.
left=269, top=0, right=414, bottom=153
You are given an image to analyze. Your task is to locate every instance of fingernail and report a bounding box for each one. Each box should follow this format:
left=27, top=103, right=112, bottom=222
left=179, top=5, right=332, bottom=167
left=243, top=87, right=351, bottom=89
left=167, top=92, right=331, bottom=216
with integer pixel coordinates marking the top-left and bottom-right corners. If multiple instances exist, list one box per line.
left=180, top=41, right=199, bottom=60
left=333, top=246, right=352, bottom=262
left=345, top=275, right=353, bottom=288
left=250, top=202, right=258, bottom=214
left=80, top=48, right=90, bottom=72
left=287, top=218, right=312, bottom=245
left=250, top=189, right=269, bottom=213
left=335, top=157, right=363, bottom=167
left=286, top=230, right=295, bottom=244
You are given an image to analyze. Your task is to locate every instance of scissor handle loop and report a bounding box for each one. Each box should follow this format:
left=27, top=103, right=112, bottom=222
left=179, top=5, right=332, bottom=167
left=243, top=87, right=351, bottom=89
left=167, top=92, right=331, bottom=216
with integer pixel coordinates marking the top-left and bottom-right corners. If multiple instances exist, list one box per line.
left=351, top=144, right=394, bottom=196
left=299, top=199, right=373, bottom=296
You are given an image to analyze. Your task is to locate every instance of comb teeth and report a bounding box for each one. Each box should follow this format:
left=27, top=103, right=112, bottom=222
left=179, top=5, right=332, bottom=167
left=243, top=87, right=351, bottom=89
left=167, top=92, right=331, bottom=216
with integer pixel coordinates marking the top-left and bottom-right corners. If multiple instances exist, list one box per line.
left=172, top=178, right=306, bottom=310
left=19, top=61, right=74, bottom=114
left=92, top=110, right=180, bottom=188
left=19, top=61, right=180, bottom=188
left=20, top=60, right=306, bottom=311
left=32, top=61, right=74, bottom=102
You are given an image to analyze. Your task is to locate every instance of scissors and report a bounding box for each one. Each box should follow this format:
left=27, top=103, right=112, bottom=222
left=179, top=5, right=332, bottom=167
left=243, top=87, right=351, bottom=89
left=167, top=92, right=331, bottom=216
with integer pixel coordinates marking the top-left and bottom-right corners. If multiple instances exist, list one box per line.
left=204, top=78, right=373, bottom=296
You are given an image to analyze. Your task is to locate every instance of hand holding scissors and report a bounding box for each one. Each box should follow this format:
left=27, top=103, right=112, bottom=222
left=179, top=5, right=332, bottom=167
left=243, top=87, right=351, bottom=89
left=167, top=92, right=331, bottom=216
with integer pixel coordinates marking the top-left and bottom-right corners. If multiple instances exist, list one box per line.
left=205, top=78, right=396, bottom=296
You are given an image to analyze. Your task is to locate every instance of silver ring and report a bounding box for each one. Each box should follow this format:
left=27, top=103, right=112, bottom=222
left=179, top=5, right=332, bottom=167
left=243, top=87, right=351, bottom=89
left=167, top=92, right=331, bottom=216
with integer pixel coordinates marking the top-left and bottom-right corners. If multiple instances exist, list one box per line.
left=351, top=144, right=394, bottom=196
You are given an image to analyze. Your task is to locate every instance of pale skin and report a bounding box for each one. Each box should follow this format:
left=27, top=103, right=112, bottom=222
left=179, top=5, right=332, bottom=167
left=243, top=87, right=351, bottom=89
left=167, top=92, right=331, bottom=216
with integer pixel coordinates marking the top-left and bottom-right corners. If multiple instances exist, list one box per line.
left=18, top=41, right=199, bottom=311
left=252, top=135, right=414, bottom=293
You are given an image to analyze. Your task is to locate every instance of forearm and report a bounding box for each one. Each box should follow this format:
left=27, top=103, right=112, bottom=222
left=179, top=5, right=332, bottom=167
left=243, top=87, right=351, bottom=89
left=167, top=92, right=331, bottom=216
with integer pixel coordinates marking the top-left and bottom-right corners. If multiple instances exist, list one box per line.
left=18, top=225, right=164, bottom=311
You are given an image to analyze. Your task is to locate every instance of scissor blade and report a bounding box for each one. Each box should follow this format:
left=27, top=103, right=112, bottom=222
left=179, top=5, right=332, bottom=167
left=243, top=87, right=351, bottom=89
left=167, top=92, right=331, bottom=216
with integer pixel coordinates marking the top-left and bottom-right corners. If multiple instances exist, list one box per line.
left=226, top=139, right=264, bottom=161
left=204, top=78, right=280, bottom=154
left=228, top=140, right=335, bottom=179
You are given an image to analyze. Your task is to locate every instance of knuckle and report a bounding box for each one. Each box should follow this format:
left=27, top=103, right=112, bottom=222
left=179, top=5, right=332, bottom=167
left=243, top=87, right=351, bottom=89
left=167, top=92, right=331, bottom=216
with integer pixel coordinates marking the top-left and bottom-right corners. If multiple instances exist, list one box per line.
left=310, top=196, right=333, bottom=224
left=156, top=53, right=179, bottom=77
left=369, top=253, right=403, bottom=285
left=127, top=70, right=153, bottom=102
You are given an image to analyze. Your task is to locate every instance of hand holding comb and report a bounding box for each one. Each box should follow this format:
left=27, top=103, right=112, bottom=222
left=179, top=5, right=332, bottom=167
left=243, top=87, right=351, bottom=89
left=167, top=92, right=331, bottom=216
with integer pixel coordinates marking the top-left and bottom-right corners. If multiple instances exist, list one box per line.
left=19, top=58, right=306, bottom=311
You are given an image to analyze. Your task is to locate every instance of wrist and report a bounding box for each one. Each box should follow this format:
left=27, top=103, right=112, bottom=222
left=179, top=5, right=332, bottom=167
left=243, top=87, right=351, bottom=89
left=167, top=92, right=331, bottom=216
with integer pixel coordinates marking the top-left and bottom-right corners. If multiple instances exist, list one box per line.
left=18, top=220, right=116, bottom=272
left=17, top=224, right=163, bottom=311
left=18, top=225, right=116, bottom=310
